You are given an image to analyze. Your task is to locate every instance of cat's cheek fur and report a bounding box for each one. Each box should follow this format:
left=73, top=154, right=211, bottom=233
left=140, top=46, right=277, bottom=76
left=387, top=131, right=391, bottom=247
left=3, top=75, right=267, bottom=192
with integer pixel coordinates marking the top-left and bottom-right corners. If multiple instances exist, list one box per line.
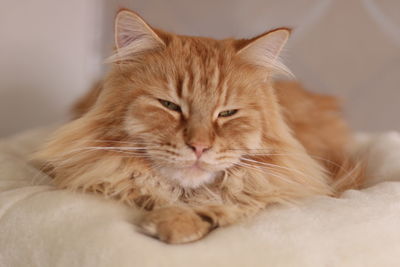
left=125, top=102, right=177, bottom=133
left=217, top=114, right=264, bottom=152
left=124, top=116, right=149, bottom=135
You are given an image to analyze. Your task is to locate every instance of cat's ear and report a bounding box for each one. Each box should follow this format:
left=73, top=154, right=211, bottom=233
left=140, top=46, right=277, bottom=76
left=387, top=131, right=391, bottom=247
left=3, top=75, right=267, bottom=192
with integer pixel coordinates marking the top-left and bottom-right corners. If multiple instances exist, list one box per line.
left=236, top=28, right=292, bottom=75
left=109, top=9, right=166, bottom=62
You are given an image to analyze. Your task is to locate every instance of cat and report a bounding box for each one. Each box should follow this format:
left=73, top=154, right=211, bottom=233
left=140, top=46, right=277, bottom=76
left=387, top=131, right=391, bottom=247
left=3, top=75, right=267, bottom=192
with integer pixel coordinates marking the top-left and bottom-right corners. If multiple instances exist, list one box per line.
left=34, top=9, right=364, bottom=244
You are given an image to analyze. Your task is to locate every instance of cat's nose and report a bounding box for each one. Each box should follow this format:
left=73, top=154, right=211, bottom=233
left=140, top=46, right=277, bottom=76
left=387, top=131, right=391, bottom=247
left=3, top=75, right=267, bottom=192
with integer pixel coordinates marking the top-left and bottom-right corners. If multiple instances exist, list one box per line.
left=186, top=142, right=211, bottom=158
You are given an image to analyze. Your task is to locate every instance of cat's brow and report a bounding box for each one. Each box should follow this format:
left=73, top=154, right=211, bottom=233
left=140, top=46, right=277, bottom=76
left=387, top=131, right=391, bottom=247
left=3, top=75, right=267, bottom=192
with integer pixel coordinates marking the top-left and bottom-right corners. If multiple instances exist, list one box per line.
left=176, top=75, right=184, bottom=98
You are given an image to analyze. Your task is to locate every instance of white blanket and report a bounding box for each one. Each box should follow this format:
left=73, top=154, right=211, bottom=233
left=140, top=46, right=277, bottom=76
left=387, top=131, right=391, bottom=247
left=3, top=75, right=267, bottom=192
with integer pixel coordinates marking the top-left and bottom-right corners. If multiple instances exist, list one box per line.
left=1, top=128, right=400, bottom=267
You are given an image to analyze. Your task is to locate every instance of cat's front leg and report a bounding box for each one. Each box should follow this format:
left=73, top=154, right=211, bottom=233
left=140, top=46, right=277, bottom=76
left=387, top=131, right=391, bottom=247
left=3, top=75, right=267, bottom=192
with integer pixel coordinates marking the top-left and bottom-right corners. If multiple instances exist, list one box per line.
left=138, top=206, right=216, bottom=244
left=138, top=204, right=252, bottom=244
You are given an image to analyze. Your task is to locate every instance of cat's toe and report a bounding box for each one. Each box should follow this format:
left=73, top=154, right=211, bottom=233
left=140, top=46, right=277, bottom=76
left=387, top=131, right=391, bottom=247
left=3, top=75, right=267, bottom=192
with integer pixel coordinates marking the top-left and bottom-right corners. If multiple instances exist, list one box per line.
left=139, top=221, right=157, bottom=236
left=138, top=206, right=212, bottom=244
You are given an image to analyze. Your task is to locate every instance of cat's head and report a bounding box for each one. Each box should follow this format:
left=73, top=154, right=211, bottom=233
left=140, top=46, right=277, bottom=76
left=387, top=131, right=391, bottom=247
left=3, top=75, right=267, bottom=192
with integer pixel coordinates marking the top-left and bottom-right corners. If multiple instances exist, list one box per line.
left=90, top=10, right=291, bottom=188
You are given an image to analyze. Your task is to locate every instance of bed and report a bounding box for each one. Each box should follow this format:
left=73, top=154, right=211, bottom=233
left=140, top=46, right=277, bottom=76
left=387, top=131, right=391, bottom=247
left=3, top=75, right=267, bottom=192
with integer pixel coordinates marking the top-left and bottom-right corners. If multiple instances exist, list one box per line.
left=1, top=127, right=400, bottom=267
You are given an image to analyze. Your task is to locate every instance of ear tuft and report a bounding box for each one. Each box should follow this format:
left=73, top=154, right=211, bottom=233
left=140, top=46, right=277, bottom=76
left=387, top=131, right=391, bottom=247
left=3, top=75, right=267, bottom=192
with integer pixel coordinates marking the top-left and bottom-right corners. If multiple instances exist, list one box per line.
left=107, top=9, right=165, bottom=63
left=237, top=28, right=292, bottom=76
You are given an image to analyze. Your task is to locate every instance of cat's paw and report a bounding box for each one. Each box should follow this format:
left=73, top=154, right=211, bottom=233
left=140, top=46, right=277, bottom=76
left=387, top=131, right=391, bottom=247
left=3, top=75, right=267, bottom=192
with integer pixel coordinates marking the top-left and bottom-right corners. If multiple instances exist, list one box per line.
left=138, top=206, right=213, bottom=244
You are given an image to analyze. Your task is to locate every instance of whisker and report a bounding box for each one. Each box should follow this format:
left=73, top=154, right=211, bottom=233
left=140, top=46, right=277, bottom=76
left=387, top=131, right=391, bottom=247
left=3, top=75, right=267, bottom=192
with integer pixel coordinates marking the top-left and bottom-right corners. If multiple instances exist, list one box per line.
left=240, top=157, right=307, bottom=178
left=227, top=148, right=353, bottom=176
left=53, top=146, right=160, bottom=158
left=229, top=162, right=299, bottom=185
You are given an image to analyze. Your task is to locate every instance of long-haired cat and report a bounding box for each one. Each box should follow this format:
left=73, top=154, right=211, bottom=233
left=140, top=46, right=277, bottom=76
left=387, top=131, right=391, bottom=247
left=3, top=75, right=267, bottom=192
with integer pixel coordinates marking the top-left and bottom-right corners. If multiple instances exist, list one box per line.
left=35, top=9, right=364, bottom=244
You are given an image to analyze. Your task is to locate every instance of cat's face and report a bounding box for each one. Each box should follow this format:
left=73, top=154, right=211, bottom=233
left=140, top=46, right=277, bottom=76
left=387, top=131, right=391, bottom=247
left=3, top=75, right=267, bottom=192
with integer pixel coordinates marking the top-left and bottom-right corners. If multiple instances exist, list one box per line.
left=120, top=43, right=267, bottom=188
left=101, top=10, right=290, bottom=188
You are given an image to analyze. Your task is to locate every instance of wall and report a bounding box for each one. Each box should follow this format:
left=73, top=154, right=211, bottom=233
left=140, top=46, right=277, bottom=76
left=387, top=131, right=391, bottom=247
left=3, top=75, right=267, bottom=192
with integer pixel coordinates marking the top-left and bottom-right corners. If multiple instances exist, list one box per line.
left=1, top=0, right=399, bottom=137
left=111, top=0, right=400, bottom=132
left=0, top=0, right=105, bottom=137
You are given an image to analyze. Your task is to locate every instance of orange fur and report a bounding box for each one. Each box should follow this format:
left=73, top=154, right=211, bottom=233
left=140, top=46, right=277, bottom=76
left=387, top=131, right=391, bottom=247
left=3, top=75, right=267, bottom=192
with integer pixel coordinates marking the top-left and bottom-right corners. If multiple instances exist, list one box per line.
left=72, top=81, right=103, bottom=119
left=34, top=9, right=364, bottom=244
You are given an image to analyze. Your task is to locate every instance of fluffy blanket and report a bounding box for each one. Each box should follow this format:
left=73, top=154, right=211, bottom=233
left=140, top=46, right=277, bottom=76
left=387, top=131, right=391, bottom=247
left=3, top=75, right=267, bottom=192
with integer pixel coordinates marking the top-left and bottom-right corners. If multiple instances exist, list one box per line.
left=1, top=128, right=400, bottom=267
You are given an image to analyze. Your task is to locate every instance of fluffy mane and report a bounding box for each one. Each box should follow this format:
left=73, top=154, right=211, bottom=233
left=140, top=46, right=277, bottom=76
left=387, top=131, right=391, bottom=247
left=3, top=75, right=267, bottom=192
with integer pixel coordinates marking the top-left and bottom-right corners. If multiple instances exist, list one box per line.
left=34, top=9, right=364, bottom=244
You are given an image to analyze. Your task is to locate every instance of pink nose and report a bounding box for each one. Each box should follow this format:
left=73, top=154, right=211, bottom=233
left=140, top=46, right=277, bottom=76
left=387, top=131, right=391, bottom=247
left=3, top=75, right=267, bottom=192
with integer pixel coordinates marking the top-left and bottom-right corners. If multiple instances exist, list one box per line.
left=187, top=143, right=211, bottom=158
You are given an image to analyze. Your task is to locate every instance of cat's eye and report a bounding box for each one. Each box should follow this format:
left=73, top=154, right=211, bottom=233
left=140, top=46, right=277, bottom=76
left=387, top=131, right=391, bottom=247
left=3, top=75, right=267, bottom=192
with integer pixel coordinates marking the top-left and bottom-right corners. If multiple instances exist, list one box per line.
left=158, top=99, right=181, bottom=112
left=218, top=109, right=238, bottom=118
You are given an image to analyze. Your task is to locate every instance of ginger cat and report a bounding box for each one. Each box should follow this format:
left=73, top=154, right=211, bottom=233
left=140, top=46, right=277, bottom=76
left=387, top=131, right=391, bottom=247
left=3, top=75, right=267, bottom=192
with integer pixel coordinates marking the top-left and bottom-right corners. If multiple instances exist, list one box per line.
left=35, top=9, right=363, bottom=244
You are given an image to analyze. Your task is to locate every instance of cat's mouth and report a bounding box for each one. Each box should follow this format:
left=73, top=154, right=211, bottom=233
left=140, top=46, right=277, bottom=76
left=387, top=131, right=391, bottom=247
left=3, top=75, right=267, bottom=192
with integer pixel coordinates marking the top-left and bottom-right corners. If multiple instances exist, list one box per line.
left=182, top=164, right=210, bottom=177
left=188, top=161, right=207, bottom=171
left=157, top=161, right=220, bottom=188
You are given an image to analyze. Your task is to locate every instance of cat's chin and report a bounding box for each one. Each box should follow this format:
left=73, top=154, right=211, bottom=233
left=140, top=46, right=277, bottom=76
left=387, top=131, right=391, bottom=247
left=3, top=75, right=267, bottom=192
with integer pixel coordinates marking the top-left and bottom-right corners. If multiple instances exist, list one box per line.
left=158, top=165, right=219, bottom=189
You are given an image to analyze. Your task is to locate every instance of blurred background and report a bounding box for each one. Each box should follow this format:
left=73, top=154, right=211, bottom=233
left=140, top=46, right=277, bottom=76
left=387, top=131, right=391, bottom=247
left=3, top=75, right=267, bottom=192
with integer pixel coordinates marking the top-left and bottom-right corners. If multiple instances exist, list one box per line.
left=0, top=0, right=399, bottom=137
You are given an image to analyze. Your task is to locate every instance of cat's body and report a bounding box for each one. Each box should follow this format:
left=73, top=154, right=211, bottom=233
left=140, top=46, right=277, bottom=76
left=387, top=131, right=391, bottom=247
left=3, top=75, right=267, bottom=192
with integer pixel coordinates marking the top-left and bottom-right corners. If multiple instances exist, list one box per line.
left=35, top=10, right=363, bottom=244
